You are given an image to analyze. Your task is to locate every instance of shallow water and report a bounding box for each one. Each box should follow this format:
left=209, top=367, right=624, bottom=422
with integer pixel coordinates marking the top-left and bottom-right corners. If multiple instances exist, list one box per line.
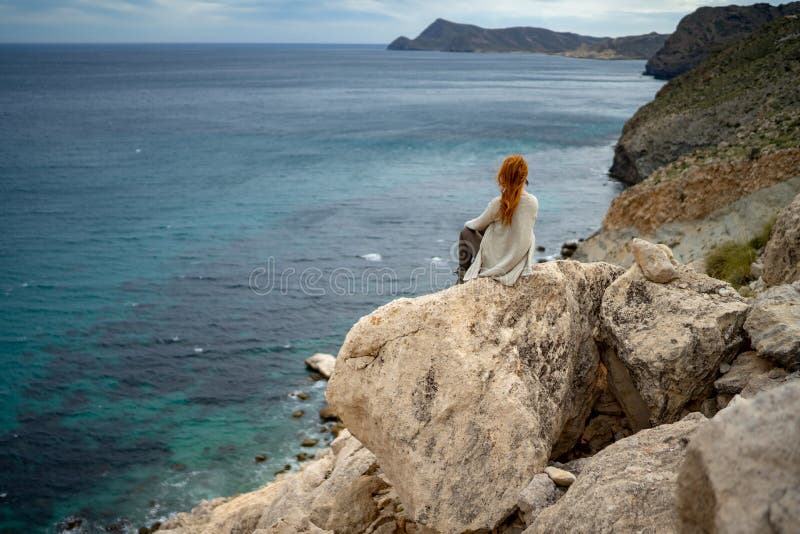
left=0, top=43, right=663, bottom=532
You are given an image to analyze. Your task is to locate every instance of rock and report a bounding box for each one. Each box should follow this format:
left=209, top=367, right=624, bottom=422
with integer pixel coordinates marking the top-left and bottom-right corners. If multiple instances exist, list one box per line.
left=714, top=351, right=775, bottom=395
left=543, top=466, right=575, bottom=487
left=718, top=362, right=731, bottom=374
left=750, top=261, right=764, bottom=279
left=327, top=261, right=624, bottom=532
left=744, top=283, right=800, bottom=371
left=536, top=245, right=545, bottom=252
left=631, top=238, right=678, bottom=283
left=296, top=392, right=310, bottom=400
left=296, top=453, right=309, bottom=461
left=158, top=431, right=386, bottom=534
left=254, top=454, right=267, bottom=463
left=292, top=410, right=304, bottom=418
left=517, top=474, right=557, bottom=526
left=300, top=438, right=318, bottom=447
left=601, top=263, right=749, bottom=426
left=763, top=193, right=800, bottom=286
left=305, top=353, right=336, bottom=379
left=318, top=405, right=339, bottom=421
left=528, top=413, right=706, bottom=533
left=576, top=413, right=631, bottom=454
left=676, top=382, right=800, bottom=533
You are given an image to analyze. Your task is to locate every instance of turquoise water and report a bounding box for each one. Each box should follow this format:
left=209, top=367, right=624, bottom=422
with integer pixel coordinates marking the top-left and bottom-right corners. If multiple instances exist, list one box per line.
left=0, top=44, right=663, bottom=532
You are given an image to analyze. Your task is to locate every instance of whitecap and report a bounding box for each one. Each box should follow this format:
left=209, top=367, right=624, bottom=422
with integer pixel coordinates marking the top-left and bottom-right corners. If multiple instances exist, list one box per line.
left=172, top=336, right=180, bottom=342
left=193, top=347, right=204, bottom=353
left=20, top=282, right=28, bottom=288
left=135, top=148, right=142, bottom=153
left=360, top=253, right=382, bottom=262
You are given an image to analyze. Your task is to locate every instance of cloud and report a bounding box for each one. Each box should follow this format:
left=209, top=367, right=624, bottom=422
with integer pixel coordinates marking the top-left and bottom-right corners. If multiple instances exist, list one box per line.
left=0, top=0, right=784, bottom=42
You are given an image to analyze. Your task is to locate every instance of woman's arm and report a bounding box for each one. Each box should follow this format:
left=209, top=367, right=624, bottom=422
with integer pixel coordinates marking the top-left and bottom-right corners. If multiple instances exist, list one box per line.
left=465, top=198, right=499, bottom=232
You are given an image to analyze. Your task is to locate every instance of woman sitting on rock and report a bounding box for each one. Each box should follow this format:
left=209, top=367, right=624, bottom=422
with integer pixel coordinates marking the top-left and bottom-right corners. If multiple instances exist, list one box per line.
left=457, top=154, right=538, bottom=285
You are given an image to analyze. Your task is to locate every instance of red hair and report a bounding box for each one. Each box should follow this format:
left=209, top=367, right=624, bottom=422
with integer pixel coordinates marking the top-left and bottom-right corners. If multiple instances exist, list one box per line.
left=497, top=155, right=528, bottom=225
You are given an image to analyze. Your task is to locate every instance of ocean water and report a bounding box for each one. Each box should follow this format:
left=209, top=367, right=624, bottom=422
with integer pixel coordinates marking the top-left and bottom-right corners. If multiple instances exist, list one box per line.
left=0, top=44, right=663, bottom=532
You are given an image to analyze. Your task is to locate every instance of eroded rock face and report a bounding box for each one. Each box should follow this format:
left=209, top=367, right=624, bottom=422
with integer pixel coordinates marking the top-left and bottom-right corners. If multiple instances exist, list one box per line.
left=744, top=282, right=800, bottom=371
left=527, top=413, right=707, bottom=534
left=763, top=193, right=800, bottom=286
left=326, top=261, right=623, bottom=532
left=601, top=264, right=749, bottom=425
left=677, top=381, right=800, bottom=533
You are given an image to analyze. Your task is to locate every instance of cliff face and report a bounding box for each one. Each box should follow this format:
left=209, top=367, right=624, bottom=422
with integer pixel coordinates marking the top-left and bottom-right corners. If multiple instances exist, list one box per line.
left=645, top=2, right=800, bottom=79
left=610, top=16, right=800, bottom=185
left=388, top=18, right=668, bottom=59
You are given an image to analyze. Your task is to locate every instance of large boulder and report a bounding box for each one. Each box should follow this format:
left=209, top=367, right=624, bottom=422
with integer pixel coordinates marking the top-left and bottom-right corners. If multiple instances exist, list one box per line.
left=763, top=193, right=800, bottom=286
left=676, top=381, right=800, bottom=533
left=601, top=263, right=749, bottom=426
left=326, top=261, right=623, bottom=532
left=527, top=413, right=707, bottom=533
left=744, top=282, right=800, bottom=371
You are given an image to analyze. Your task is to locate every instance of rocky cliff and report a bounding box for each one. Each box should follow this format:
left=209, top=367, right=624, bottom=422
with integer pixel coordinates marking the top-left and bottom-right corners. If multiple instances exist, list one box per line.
left=610, top=16, right=800, bottom=185
left=577, top=17, right=800, bottom=270
left=645, top=1, right=800, bottom=79
left=388, top=18, right=668, bottom=59
left=155, top=239, right=800, bottom=533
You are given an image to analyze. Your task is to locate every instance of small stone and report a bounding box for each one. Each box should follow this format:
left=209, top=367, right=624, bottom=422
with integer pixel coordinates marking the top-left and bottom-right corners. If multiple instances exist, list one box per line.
left=330, top=423, right=346, bottom=437
left=296, top=452, right=309, bottom=461
left=719, top=363, right=731, bottom=374
left=718, top=287, right=734, bottom=297
left=296, top=392, right=309, bottom=400
left=292, top=410, right=305, bottom=418
left=308, top=372, right=325, bottom=381
left=138, top=527, right=150, bottom=534
left=301, top=438, right=318, bottom=447
left=536, top=245, right=546, bottom=252
left=631, top=238, right=678, bottom=283
left=544, top=466, right=576, bottom=487
left=750, top=262, right=764, bottom=279
left=254, top=454, right=267, bottom=463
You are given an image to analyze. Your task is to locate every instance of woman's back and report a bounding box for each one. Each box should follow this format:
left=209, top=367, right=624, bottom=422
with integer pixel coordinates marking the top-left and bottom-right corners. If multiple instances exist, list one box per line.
left=463, top=191, right=538, bottom=286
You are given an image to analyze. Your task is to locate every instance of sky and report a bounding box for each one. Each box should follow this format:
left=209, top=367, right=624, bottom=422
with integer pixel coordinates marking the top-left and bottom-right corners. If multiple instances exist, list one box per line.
left=0, top=1, right=785, bottom=43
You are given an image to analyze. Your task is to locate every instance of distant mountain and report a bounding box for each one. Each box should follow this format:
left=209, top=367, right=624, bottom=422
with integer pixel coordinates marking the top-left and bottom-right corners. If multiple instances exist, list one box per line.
left=645, top=1, right=800, bottom=79
left=388, top=19, right=669, bottom=60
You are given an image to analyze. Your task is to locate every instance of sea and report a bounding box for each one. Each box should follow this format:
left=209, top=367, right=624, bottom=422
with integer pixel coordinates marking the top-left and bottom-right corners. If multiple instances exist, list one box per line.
left=0, top=43, right=663, bottom=532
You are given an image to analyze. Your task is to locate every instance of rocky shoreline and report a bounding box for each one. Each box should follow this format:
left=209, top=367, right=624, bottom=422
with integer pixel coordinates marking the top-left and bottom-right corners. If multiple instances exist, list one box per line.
left=140, top=10, right=800, bottom=534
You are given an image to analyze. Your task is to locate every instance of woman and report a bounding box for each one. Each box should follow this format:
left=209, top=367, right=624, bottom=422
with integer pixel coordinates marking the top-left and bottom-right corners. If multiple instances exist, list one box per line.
left=457, top=155, right=538, bottom=286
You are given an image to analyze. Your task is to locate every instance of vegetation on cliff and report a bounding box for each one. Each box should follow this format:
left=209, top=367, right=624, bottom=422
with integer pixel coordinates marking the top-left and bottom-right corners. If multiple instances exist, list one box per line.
left=645, top=1, right=800, bottom=79
left=388, top=18, right=668, bottom=59
left=610, top=15, right=800, bottom=185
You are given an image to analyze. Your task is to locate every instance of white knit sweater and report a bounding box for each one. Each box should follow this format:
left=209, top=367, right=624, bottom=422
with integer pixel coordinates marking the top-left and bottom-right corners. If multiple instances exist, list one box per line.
left=463, top=192, right=538, bottom=286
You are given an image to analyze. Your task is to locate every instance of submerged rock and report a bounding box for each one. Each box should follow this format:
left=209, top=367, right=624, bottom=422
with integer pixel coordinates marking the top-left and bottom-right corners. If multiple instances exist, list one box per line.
left=327, top=261, right=623, bottom=532
left=528, top=413, right=706, bottom=533
left=677, top=381, right=800, bottom=533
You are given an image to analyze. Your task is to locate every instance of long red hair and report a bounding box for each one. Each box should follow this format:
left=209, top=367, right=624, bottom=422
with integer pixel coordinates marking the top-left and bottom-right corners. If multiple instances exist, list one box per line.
left=497, top=155, right=528, bottom=225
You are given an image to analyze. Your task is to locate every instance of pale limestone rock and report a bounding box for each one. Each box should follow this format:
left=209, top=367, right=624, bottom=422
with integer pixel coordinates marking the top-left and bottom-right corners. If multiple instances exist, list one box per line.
left=305, top=353, right=337, bottom=378
left=631, top=238, right=678, bottom=283
left=517, top=474, right=557, bottom=526
left=157, top=431, right=380, bottom=534
left=528, top=413, right=706, bottom=534
left=714, top=351, right=775, bottom=395
left=544, top=466, right=576, bottom=487
left=601, top=264, right=749, bottom=425
left=763, top=192, right=800, bottom=286
left=326, top=261, right=624, bottom=532
left=677, top=381, right=800, bottom=533
left=743, top=282, right=800, bottom=371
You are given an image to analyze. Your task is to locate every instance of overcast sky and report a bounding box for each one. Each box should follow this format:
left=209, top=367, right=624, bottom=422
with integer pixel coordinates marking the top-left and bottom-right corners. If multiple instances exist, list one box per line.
left=0, top=1, right=783, bottom=43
